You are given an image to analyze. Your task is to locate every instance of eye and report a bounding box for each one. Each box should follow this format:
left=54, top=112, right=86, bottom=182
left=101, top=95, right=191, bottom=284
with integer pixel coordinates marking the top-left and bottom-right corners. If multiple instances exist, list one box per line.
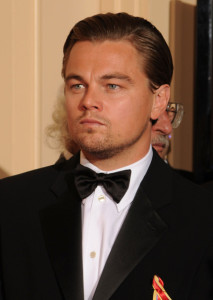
left=72, top=84, right=84, bottom=90
left=68, top=83, right=85, bottom=94
left=107, top=84, right=119, bottom=90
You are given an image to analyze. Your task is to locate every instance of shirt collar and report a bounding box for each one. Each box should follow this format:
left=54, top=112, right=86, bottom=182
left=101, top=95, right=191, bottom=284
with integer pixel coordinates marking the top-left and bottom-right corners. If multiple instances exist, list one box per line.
left=80, top=146, right=153, bottom=212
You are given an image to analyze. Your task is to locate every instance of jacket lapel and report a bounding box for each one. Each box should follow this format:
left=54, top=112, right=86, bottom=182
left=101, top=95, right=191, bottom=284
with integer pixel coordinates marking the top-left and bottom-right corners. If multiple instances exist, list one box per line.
left=93, top=151, right=172, bottom=300
left=39, top=154, right=84, bottom=300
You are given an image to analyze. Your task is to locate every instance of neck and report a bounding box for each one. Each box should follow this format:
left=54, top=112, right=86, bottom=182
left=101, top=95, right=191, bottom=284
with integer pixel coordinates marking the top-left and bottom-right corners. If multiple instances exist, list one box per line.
left=82, top=144, right=151, bottom=171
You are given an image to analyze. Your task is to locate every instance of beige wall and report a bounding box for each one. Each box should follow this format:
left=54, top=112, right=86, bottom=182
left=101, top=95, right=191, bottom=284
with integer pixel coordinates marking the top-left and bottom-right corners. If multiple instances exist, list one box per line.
left=0, top=0, right=36, bottom=178
left=0, top=0, right=196, bottom=178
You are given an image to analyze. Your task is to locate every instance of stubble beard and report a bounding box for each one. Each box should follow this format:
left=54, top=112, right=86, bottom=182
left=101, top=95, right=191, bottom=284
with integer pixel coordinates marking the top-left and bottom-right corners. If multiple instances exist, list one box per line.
left=72, top=117, right=150, bottom=160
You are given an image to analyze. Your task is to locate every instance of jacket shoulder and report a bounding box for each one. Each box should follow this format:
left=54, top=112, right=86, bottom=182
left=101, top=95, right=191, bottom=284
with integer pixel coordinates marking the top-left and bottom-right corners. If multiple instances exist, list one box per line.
left=0, top=164, right=58, bottom=189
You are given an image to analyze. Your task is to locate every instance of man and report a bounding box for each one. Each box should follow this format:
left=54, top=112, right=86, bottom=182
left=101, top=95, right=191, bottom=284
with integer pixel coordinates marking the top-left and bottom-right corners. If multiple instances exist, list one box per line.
left=151, top=111, right=172, bottom=160
left=151, top=102, right=184, bottom=160
left=0, top=12, right=213, bottom=300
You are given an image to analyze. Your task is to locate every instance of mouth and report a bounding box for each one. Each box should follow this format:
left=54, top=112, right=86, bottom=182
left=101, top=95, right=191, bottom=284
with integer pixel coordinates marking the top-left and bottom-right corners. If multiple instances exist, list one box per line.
left=80, top=118, right=105, bottom=127
left=152, top=143, right=165, bottom=152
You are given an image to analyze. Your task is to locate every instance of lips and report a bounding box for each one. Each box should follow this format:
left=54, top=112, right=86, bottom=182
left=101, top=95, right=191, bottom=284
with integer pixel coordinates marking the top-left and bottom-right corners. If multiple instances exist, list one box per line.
left=152, top=143, right=165, bottom=153
left=152, top=143, right=165, bottom=149
left=80, top=118, right=105, bottom=126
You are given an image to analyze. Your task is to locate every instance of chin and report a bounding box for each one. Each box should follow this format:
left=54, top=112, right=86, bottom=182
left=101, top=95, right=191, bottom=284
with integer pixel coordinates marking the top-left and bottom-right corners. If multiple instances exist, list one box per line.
left=80, top=143, right=120, bottom=159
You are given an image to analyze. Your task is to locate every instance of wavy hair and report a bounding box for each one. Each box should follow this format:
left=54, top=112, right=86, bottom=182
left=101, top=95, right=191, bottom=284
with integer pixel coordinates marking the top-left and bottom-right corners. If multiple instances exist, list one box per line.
left=46, top=89, right=79, bottom=157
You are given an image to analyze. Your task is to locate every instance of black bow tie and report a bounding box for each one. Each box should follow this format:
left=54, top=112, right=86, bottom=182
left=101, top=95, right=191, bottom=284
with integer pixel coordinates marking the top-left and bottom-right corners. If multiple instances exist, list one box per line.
left=73, top=164, right=131, bottom=203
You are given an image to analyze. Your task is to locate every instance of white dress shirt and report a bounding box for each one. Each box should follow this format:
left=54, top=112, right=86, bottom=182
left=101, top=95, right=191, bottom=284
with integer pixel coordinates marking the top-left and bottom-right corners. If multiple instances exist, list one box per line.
left=80, top=146, right=153, bottom=300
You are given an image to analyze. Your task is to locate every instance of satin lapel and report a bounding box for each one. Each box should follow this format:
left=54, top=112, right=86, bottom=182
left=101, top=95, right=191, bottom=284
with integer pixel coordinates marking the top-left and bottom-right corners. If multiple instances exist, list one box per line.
left=39, top=154, right=84, bottom=300
left=93, top=187, right=167, bottom=300
left=93, top=151, right=171, bottom=300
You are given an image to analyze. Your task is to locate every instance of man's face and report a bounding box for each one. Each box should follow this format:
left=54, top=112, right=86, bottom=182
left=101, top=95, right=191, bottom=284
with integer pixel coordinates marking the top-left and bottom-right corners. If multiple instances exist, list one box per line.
left=151, top=111, right=172, bottom=159
left=64, top=40, right=166, bottom=163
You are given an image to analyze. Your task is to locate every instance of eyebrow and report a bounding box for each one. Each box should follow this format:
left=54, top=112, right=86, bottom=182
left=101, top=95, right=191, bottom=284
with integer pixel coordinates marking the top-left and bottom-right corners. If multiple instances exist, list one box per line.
left=100, top=73, right=134, bottom=84
left=65, top=72, right=134, bottom=85
left=65, top=74, right=83, bottom=83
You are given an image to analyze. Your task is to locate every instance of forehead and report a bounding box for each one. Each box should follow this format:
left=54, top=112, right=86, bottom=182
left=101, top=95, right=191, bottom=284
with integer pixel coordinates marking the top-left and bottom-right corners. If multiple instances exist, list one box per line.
left=70, top=39, right=138, bottom=55
left=65, top=40, right=144, bottom=77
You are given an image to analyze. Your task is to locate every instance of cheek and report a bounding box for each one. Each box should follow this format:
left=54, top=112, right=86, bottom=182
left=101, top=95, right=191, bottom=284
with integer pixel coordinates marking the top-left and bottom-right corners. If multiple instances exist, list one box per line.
left=111, top=109, right=139, bottom=136
left=119, top=103, right=149, bottom=125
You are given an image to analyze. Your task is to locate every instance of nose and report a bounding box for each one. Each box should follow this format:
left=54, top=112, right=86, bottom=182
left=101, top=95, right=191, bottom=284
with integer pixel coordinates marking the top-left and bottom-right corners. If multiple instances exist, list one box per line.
left=152, top=111, right=172, bottom=135
left=79, top=86, right=103, bottom=112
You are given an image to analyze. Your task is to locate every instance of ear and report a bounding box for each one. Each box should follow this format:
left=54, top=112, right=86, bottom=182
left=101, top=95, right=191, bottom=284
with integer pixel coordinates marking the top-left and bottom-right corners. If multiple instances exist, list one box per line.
left=150, top=84, right=170, bottom=120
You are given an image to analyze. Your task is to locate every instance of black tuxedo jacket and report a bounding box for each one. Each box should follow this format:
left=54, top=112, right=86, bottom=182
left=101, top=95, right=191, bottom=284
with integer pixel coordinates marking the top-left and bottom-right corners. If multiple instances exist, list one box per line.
left=0, top=151, right=213, bottom=300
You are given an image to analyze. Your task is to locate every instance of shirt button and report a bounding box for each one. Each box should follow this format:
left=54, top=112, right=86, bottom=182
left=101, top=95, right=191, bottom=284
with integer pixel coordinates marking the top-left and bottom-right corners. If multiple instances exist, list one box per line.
left=98, top=195, right=105, bottom=202
left=90, top=251, right=96, bottom=258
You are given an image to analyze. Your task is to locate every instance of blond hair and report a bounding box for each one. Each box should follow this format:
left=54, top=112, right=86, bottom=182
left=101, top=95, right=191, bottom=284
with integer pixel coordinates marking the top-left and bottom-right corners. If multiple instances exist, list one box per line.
left=46, top=90, right=79, bottom=157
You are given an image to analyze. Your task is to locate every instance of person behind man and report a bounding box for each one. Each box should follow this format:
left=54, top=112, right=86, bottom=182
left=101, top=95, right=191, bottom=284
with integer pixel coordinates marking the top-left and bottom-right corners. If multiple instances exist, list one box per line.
left=151, top=102, right=184, bottom=160
left=0, top=12, right=213, bottom=300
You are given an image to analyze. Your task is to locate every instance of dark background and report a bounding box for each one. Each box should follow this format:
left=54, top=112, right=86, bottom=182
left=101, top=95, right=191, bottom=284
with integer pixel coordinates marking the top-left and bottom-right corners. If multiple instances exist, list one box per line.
left=194, top=0, right=213, bottom=183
